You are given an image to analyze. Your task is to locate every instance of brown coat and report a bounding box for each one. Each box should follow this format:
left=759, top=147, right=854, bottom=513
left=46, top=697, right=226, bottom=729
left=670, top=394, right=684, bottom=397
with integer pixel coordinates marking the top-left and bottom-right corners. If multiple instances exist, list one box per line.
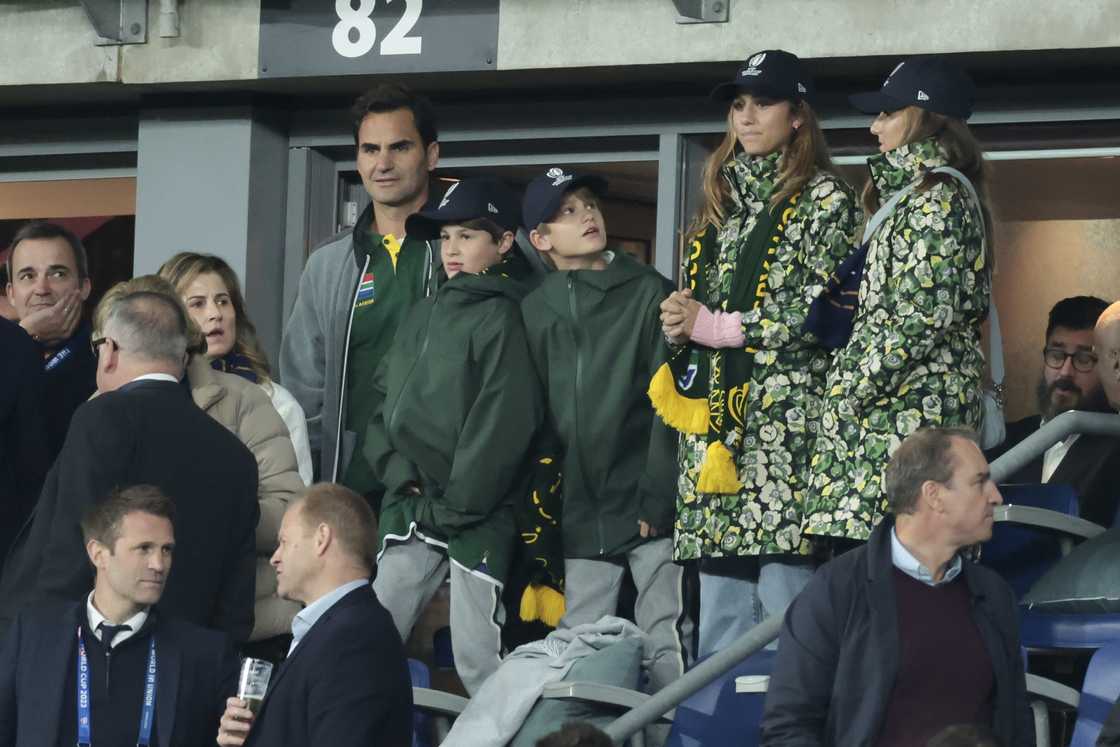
left=187, top=357, right=304, bottom=640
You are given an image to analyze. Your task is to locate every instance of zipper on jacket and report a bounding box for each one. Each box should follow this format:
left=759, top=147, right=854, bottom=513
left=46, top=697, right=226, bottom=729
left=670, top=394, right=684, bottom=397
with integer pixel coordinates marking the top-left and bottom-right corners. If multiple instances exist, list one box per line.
left=388, top=294, right=440, bottom=439
left=567, top=275, right=606, bottom=556
left=330, top=253, right=371, bottom=481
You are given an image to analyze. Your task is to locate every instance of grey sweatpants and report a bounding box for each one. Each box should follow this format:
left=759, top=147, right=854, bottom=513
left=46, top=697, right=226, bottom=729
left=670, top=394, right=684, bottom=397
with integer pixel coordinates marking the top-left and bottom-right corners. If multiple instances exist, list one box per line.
left=372, top=534, right=504, bottom=696
left=560, top=538, right=692, bottom=693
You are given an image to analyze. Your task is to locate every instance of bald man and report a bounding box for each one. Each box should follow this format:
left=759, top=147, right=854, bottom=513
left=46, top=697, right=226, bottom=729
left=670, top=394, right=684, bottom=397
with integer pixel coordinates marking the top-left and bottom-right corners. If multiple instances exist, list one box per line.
left=1095, top=302, right=1120, bottom=411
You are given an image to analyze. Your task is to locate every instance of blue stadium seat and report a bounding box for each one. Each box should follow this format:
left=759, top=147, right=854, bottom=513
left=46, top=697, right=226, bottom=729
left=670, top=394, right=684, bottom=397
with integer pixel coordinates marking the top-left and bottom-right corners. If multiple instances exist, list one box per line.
left=1070, top=642, right=1120, bottom=747
left=983, top=483, right=1081, bottom=597
left=664, top=650, right=776, bottom=747
left=408, top=658, right=432, bottom=747
left=1019, top=611, right=1120, bottom=652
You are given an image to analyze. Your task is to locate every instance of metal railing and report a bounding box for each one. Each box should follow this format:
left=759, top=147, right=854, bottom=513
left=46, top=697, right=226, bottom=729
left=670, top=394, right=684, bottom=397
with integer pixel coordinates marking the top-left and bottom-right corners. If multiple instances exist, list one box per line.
left=602, top=409, right=1120, bottom=744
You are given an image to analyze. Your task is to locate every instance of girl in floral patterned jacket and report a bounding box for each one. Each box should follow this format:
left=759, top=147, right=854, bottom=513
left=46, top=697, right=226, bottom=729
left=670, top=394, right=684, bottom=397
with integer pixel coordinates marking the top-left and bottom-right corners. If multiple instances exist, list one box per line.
left=655, top=50, right=861, bottom=657
left=804, top=56, right=994, bottom=545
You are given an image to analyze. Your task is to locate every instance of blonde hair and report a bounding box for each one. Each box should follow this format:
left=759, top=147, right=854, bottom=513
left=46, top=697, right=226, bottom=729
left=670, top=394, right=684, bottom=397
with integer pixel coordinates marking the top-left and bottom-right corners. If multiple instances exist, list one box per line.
left=158, top=252, right=272, bottom=383
left=94, top=274, right=206, bottom=357
left=861, top=107, right=994, bottom=256
left=689, top=99, right=834, bottom=236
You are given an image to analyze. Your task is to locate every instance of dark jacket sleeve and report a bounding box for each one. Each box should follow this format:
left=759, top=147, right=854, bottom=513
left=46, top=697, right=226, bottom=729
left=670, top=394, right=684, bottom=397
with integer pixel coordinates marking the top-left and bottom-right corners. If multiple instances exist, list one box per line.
left=34, top=400, right=134, bottom=604
left=638, top=278, right=678, bottom=531
left=998, top=582, right=1035, bottom=747
left=11, top=335, right=49, bottom=525
left=213, top=455, right=259, bottom=643
left=416, top=306, right=544, bottom=532
left=279, top=253, right=329, bottom=476
left=760, top=567, right=841, bottom=746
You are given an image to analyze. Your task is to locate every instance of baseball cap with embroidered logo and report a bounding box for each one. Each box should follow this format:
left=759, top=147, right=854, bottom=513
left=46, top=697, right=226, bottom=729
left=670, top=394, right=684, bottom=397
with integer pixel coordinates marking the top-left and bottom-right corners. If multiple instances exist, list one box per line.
left=709, top=49, right=816, bottom=105
left=849, top=55, right=975, bottom=120
left=405, top=177, right=521, bottom=240
left=521, top=168, right=608, bottom=230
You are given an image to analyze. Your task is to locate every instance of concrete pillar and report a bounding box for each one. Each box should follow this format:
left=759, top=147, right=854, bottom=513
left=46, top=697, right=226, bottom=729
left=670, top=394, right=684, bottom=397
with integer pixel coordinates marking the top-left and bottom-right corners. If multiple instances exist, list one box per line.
left=134, top=104, right=290, bottom=369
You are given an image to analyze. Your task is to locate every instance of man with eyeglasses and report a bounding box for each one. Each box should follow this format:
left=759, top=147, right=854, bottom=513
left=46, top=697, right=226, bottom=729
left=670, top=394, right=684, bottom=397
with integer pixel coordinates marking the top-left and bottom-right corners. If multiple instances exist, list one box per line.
left=986, top=296, right=1120, bottom=526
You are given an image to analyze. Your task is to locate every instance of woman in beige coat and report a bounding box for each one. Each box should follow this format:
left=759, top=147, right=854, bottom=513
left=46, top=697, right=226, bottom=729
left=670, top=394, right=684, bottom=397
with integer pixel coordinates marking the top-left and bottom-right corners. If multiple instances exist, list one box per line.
left=94, top=276, right=304, bottom=652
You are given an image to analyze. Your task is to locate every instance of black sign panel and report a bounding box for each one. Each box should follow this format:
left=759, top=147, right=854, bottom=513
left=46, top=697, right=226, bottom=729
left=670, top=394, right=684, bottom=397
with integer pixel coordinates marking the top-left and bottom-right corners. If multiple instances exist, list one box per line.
left=260, top=0, right=499, bottom=78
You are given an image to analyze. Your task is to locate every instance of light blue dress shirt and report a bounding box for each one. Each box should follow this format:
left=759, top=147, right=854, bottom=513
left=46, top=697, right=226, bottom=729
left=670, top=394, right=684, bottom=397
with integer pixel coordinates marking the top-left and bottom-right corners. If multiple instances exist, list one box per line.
left=288, top=578, right=370, bottom=655
left=890, top=528, right=962, bottom=587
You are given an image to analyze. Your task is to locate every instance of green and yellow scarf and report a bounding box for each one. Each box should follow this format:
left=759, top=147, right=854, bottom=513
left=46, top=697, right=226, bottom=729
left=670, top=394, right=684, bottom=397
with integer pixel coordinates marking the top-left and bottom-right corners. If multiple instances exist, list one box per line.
left=649, top=190, right=800, bottom=494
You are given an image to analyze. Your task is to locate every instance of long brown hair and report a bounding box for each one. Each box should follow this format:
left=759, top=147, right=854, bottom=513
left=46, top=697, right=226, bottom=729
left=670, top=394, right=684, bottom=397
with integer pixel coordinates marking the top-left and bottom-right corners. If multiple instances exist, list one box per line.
left=158, top=252, right=273, bottom=383
left=861, top=108, right=994, bottom=256
left=688, top=98, right=834, bottom=236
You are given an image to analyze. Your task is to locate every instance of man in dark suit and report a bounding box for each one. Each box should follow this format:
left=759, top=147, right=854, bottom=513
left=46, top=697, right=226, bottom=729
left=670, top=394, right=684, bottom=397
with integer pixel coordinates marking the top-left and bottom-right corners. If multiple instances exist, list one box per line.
left=0, top=284, right=259, bottom=641
left=986, top=296, right=1120, bottom=527
left=5, top=221, right=98, bottom=461
left=217, top=484, right=412, bottom=747
left=0, top=317, right=49, bottom=564
left=0, top=485, right=239, bottom=747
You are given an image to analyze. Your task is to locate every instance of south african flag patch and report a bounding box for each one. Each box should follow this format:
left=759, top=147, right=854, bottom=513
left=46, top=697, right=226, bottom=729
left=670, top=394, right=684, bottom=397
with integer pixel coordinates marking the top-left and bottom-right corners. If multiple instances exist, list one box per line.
left=355, top=272, right=375, bottom=307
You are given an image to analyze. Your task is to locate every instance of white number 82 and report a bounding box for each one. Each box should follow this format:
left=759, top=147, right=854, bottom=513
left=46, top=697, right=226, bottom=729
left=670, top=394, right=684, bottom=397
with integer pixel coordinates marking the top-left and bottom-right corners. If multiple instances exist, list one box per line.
left=332, top=0, right=423, bottom=59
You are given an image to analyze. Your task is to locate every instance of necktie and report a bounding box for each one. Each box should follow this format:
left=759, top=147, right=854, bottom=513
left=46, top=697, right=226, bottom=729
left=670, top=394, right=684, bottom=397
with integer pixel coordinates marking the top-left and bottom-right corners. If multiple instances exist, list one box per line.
left=98, top=622, right=132, bottom=649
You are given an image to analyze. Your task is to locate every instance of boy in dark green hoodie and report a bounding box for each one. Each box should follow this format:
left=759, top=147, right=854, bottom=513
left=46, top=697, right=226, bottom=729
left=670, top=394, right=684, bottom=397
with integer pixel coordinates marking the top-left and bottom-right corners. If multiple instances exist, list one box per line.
left=520, top=169, right=690, bottom=693
left=364, top=177, right=543, bottom=695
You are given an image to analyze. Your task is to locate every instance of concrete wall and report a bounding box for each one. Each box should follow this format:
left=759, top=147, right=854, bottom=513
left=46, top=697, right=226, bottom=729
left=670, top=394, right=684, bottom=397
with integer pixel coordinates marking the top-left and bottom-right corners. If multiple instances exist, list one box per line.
left=2, top=1, right=1119, bottom=86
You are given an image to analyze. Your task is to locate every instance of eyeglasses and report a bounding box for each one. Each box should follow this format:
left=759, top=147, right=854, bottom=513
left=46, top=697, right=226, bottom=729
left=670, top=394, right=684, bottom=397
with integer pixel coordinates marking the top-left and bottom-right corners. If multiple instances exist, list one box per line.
left=90, top=336, right=115, bottom=356
left=1043, top=347, right=1098, bottom=373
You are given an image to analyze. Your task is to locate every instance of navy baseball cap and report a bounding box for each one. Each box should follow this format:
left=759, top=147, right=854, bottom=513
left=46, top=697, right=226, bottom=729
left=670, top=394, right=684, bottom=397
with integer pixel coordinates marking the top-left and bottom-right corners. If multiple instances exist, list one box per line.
left=710, top=49, right=815, bottom=104
left=850, top=56, right=975, bottom=120
left=521, top=168, right=608, bottom=230
left=406, top=178, right=521, bottom=240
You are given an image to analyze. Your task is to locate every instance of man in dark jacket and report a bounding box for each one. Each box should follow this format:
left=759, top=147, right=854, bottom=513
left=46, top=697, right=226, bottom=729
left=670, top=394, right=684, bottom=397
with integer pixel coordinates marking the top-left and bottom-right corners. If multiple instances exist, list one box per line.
left=217, top=484, right=411, bottom=747
left=0, top=286, right=259, bottom=642
left=0, top=485, right=238, bottom=747
left=986, top=296, right=1120, bottom=526
left=5, top=220, right=98, bottom=461
left=761, top=427, right=1033, bottom=747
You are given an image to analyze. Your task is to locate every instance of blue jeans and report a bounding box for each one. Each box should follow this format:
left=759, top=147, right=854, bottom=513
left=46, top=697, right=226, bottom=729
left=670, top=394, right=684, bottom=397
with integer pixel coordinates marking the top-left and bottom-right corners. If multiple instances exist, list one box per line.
left=697, top=558, right=814, bottom=658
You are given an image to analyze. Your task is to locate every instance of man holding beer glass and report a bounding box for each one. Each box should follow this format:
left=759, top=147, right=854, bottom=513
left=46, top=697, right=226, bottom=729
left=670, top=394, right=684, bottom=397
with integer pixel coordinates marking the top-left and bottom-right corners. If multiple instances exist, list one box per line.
left=217, top=484, right=412, bottom=747
left=0, top=485, right=238, bottom=746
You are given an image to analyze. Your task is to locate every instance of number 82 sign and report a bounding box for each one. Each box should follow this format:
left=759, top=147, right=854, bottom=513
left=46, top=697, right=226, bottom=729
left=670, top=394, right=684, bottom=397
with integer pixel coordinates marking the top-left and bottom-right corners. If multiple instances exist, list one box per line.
left=260, top=0, right=499, bottom=78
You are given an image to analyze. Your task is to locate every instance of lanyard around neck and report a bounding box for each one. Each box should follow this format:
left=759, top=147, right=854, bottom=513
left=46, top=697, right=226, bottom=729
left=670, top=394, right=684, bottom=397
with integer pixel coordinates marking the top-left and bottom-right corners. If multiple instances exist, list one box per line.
left=76, top=627, right=157, bottom=747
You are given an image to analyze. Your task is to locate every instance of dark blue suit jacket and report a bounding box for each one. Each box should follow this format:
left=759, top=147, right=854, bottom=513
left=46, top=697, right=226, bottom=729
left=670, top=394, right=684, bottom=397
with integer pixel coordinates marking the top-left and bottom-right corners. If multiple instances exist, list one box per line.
left=246, top=585, right=413, bottom=747
left=0, top=601, right=238, bottom=747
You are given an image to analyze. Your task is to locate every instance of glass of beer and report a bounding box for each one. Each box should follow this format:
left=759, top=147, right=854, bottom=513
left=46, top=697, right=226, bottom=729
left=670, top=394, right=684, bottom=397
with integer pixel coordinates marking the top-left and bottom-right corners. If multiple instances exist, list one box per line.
left=237, top=657, right=273, bottom=715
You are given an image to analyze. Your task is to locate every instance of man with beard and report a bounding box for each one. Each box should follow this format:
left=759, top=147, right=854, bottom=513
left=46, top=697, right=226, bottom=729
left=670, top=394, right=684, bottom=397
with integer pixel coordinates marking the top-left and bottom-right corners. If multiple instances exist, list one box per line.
left=986, top=295, right=1120, bottom=526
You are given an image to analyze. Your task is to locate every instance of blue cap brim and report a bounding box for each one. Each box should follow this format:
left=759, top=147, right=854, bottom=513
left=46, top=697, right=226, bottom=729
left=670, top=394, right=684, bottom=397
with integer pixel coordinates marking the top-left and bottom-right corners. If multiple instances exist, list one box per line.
left=849, top=90, right=907, bottom=115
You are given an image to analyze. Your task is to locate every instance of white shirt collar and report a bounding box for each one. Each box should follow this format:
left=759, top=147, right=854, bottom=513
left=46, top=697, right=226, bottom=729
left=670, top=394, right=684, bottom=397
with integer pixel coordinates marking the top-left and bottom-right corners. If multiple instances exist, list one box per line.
left=890, top=527, right=962, bottom=587
left=288, top=579, right=370, bottom=655
left=86, top=591, right=149, bottom=647
left=128, top=373, right=180, bottom=384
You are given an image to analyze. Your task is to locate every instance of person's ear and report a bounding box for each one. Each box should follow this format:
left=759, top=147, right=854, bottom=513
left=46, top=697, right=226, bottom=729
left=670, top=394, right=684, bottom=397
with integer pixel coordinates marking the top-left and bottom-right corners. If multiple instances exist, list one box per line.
left=314, top=523, right=332, bottom=557
left=920, top=480, right=943, bottom=514
left=425, top=141, right=440, bottom=172
left=79, top=277, right=92, bottom=301
left=86, top=538, right=108, bottom=570
left=529, top=229, right=552, bottom=254
left=497, top=231, right=515, bottom=256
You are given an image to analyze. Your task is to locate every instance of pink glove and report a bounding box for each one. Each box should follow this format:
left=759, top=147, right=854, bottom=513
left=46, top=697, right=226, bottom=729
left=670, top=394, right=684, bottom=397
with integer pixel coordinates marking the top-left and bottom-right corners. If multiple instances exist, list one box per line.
left=690, top=306, right=745, bottom=349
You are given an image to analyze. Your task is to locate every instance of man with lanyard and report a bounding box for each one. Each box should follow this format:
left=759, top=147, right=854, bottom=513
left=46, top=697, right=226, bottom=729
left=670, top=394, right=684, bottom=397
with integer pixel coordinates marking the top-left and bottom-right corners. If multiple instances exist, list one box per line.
left=5, top=220, right=98, bottom=462
left=280, top=83, right=441, bottom=506
left=0, top=485, right=238, bottom=747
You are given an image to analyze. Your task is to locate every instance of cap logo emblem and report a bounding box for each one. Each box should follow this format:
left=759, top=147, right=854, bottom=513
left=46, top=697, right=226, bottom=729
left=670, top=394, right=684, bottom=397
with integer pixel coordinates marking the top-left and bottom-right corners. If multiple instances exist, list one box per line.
left=487, top=202, right=499, bottom=214
left=749, top=52, right=766, bottom=67
left=797, top=82, right=807, bottom=94
left=438, top=182, right=460, bottom=209
left=885, top=61, right=905, bottom=86
left=917, top=89, right=930, bottom=101
left=546, top=167, right=573, bottom=186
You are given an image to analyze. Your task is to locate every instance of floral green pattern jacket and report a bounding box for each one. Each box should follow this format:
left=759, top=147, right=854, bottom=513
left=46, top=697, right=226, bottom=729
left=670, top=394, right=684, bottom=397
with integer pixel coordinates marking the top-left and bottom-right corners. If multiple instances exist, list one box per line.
left=804, top=138, right=990, bottom=541
left=674, top=152, right=862, bottom=560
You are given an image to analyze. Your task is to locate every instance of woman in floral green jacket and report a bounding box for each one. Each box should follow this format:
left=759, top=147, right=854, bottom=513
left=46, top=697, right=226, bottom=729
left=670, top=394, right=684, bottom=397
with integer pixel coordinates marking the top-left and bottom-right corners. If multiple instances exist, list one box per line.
left=804, top=56, right=994, bottom=543
left=656, top=50, right=861, bottom=657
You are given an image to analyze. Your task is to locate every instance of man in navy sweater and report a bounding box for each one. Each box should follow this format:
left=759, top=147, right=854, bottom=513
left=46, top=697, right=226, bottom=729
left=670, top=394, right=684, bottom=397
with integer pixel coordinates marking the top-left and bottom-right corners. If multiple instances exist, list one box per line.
left=0, top=485, right=238, bottom=747
left=761, top=427, right=1033, bottom=747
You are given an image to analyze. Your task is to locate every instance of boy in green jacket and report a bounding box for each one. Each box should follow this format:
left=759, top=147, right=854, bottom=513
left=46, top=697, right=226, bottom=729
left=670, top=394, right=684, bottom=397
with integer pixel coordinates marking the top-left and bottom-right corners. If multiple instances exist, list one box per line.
left=364, top=178, right=544, bottom=695
left=520, top=169, right=689, bottom=692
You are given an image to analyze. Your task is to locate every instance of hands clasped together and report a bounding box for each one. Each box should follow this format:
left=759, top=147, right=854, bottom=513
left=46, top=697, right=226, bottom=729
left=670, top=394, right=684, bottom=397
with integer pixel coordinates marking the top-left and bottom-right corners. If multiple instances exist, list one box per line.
left=659, top=288, right=704, bottom=346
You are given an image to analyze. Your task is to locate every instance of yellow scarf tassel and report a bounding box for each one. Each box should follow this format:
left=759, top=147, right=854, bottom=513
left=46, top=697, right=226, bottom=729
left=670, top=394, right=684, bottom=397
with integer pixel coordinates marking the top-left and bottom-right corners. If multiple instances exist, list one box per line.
left=647, top=362, right=708, bottom=435
left=520, top=584, right=566, bottom=628
left=696, top=441, right=742, bottom=494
